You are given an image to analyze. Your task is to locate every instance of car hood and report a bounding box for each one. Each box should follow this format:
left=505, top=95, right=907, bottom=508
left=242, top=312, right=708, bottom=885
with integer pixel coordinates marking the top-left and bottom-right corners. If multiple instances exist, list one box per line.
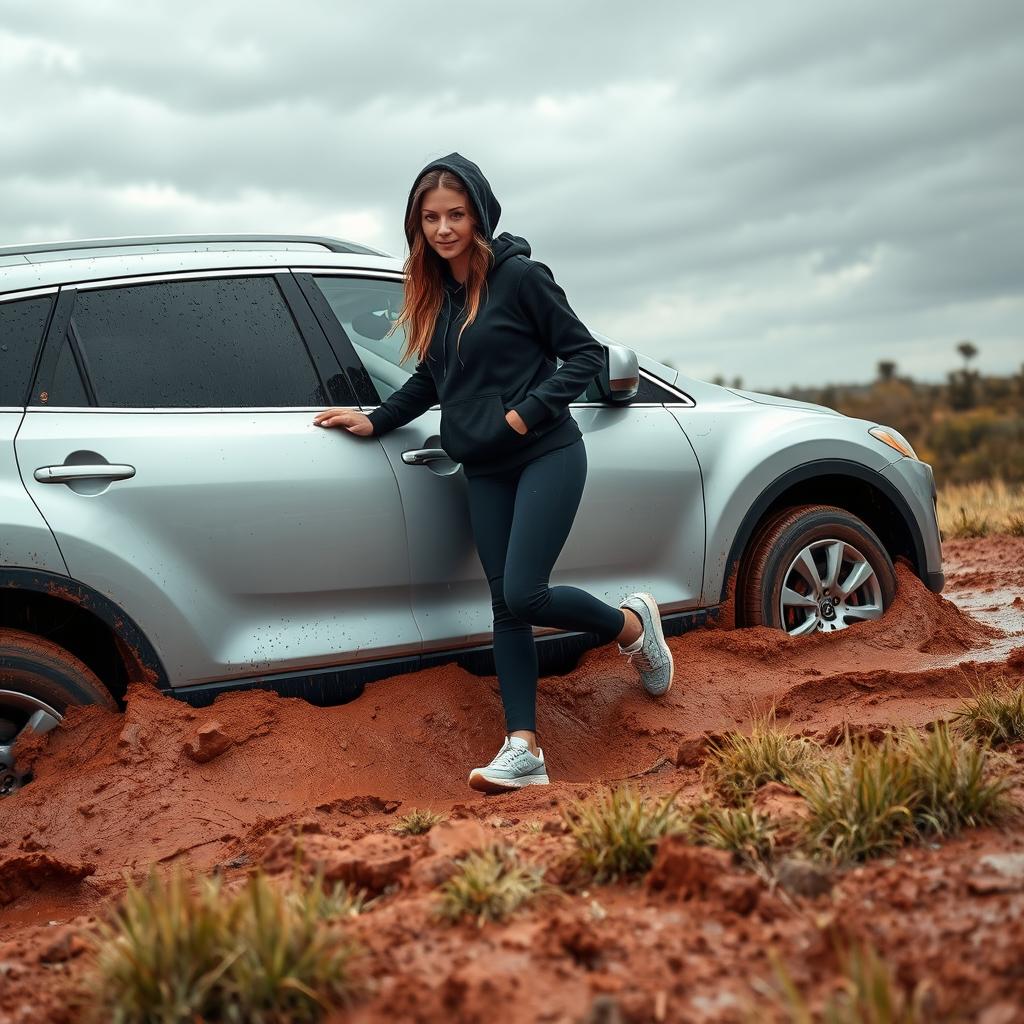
left=726, top=387, right=843, bottom=416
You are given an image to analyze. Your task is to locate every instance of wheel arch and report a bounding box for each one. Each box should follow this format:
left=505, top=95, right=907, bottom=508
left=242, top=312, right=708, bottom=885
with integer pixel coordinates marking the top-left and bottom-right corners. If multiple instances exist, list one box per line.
left=722, top=459, right=924, bottom=618
left=0, top=569, right=168, bottom=702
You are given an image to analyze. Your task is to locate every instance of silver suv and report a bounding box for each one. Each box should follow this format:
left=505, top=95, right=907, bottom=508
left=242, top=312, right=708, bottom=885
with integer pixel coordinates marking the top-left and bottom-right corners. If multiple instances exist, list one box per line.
left=0, top=234, right=944, bottom=794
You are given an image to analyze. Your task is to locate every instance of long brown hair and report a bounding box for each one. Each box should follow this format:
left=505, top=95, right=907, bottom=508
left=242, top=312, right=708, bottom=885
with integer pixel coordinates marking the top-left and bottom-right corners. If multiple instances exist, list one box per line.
left=386, top=168, right=493, bottom=365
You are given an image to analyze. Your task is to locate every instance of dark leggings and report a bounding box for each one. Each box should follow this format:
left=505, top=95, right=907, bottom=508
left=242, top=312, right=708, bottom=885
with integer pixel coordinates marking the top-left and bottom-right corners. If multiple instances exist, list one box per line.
left=465, top=437, right=627, bottom=733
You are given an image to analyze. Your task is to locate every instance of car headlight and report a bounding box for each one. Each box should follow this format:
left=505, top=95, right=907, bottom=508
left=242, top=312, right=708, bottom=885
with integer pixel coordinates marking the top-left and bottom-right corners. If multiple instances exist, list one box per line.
left=869, top=425, right=918, bottom=460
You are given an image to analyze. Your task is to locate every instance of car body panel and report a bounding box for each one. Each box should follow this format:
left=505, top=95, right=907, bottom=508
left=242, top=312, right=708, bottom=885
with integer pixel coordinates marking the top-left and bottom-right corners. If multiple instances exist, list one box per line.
left=667, top=394, right=903, bottom=607
left=371, top=404, right=705, bottom=652
left=14, top=409, right=420, bottom=685
left=0, top=412, right=67, bottom=573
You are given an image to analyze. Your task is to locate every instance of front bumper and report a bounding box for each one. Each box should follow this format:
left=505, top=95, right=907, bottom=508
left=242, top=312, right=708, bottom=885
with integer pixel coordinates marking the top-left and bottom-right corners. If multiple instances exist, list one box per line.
left=879, top=457, right=944, bottom=591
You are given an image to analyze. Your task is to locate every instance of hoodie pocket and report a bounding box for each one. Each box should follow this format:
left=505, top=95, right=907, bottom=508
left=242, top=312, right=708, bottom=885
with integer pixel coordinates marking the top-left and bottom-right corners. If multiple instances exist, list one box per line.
left=441, top=392, right=525, bottom=464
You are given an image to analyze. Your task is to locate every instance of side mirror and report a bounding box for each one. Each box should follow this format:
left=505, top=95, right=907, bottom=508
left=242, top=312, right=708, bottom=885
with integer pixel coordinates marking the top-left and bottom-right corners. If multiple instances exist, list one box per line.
left=584, top=341, right=639, bottom=404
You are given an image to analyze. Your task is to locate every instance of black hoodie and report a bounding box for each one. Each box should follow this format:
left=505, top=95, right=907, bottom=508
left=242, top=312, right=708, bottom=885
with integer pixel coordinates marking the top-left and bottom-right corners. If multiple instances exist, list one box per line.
left=365, top=151, right=606, bottom=477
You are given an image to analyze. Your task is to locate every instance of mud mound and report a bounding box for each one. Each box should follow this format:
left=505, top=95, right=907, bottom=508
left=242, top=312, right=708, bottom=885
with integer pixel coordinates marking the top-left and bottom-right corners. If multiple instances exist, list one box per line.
left=0, top=556, right=1011, bottom=901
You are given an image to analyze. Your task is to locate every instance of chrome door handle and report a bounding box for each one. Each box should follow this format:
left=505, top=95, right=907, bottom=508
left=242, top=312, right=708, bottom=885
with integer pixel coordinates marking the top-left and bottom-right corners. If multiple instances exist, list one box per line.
left=34, top=464, right=136, bottom=483
left=401, top=447, right=456, bottom=466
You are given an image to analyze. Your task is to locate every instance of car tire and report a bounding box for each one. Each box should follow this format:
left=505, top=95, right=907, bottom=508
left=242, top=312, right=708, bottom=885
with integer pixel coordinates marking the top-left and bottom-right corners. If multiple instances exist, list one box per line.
left=0, top=628, right=116, bottom=795
left=740, top=504, right=897, bottom=636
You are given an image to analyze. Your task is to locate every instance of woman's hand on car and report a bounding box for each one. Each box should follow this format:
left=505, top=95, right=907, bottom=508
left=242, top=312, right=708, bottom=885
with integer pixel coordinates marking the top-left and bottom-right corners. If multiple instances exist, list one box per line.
left=313, top=408, right=374, bottom=436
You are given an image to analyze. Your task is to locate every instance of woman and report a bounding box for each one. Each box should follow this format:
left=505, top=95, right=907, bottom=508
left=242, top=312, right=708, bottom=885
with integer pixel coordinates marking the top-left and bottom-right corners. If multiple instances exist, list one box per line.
left=314, top=152, right=673, bottom=793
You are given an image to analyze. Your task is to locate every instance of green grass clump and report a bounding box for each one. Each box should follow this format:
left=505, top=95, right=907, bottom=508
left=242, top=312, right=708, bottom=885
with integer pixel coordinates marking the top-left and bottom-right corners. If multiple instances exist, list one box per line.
left=703, top=713, right=821, bottom=802
left=900, top=722, right=1015, bottom=835
left=951, top=678, right=1024, bottom=745
left=87, top=864, right=361, bottom=1024
left=795, top=724, right=1014, bottom=863
left=391, top=808, right=447, bottom=835
left=761, top=941, right=928, bottom=1023
left=687, top=801, right=776, bottom=866
left=434, top=844, right=548, bottom=926
left=561, top=784, right=686, bottom=883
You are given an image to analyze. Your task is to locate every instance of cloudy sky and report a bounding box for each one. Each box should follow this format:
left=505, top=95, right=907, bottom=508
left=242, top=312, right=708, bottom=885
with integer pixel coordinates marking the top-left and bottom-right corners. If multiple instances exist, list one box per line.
left=2, top=0, right=1021, bottom=390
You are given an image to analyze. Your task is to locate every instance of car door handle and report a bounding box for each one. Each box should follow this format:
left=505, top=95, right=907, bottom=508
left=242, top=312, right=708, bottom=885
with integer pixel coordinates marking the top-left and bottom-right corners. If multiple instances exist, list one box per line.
left=34, top=464, right=137, bottom=483
left=401, top=447, right=456, bottom=466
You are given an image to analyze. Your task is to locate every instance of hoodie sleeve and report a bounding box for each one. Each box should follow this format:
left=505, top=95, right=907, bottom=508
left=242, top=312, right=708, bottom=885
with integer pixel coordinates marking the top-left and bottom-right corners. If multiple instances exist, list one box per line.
left=509, top=262, right=606, bottom=430
left=365, top=357, right=438, bottom=436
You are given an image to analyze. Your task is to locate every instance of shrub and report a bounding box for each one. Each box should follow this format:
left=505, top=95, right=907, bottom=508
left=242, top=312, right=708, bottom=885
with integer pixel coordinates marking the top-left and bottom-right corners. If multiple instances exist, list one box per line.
left=561, top=784, right=686, bottom=883
left=434, top=844, right=548, bottom=925
left=87, top=865, right=361, bottom=1024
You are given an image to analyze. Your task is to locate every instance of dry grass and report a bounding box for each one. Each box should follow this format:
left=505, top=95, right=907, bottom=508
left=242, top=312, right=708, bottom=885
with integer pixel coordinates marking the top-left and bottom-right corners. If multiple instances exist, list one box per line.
left=702, top=712, right=822, bottom=803
left=937, top=479, right=1024, bottom=538
left=86, top=865, right=362, bottom=1024
left=434, top=844, right=549, bottom=925
left=951, top=676, right=1024, bottom=745
left=391, top=808, right=447, bottom=836
left=561, top=784, right=687, bottom=883
left=794, top=724, right=1015, bottom=863
left=686, top=801, right=776, bottom=867
left=757, top=941, right=930, bottom=1023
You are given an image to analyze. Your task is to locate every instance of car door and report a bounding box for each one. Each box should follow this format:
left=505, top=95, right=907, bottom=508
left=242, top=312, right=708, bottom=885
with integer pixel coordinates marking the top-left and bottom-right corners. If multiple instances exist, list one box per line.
left=301, top=270, right=705, bottom=656
left=14, top=270, right=419, bottom=691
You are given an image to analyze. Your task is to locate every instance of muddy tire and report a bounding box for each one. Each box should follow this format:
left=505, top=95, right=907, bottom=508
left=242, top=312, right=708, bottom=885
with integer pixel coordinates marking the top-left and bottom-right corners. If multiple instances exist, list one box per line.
left=0, top=628, right=116, bottom=795
left=740, top=504, right=897, bottom=636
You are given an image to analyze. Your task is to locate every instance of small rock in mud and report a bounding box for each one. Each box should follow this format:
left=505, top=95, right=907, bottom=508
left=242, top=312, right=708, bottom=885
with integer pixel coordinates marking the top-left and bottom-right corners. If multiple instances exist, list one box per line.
left=674, top=734, right=711, bottom=768
left=38, top=927, right=88, bottom=964
left=0, top=853, right=96, bottom=906
left=775, top=856, right=833, bottom=898
left=183, top=720, right=233, bottom=763
left=647, top=837, right=767, bottom=913
left=427, top=818, right=491, bottom=859
left=968, top=852, right=1024, bottom=894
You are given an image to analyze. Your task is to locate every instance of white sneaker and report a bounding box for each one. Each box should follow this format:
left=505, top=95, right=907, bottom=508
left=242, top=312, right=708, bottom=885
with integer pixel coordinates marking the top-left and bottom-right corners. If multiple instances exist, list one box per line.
left=617, top=592, right=674, bottom=696
left=468, top=736, right=550, bottom=794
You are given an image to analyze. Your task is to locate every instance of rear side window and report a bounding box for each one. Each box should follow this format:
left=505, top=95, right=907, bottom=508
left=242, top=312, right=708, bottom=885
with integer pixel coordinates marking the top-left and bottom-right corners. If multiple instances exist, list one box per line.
left=69, top=276, right=326, bottom=408
left=0, top=295, right=53, bottom=405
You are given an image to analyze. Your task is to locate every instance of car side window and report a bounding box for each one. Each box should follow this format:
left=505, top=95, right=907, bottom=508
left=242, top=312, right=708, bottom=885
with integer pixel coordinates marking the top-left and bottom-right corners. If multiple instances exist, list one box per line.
left=0, top=295, right=54, bottom=406
left=312, top=276, right=417, bottom=402
left=67, top=276, right=327, bottom=408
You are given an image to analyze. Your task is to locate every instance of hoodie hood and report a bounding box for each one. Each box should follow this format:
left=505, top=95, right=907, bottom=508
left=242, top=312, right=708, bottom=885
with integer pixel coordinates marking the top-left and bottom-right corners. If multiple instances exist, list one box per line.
left=406, top=151, right=533, bottom=279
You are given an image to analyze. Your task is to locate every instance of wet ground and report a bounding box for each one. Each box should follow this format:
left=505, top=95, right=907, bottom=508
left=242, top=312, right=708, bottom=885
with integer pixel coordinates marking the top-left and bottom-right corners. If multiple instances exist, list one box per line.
left=1, top=537, right=1023, bottom=1023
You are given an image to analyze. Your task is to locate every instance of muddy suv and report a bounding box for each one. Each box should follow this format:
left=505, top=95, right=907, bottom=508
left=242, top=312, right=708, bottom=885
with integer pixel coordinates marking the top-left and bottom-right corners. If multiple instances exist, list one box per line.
left=0, top=234, right=944, bottom=794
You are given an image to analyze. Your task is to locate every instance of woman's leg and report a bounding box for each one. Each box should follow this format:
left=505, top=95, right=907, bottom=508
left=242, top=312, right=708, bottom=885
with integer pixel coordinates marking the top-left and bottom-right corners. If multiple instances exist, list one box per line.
left=464, top=467, right=542, bottom=737
left=503, top=439, right=629, bottom=645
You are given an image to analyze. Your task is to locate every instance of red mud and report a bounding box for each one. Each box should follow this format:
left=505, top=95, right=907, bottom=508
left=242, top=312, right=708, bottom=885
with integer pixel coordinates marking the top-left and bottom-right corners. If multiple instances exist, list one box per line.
left=2, top=538, right=1024, bottom=1022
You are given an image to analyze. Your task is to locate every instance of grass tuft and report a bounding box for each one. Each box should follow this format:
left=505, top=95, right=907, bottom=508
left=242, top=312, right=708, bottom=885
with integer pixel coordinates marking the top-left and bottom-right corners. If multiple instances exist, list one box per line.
left=760, top=941, right=929, bottom=1023
left=86, top=864, right=361, bottom=1024
left=703, top=712, right=822, bottom=803
left=1007, top=512, right=1024, bottom=537
left=794, top=724, right=1014, bottom=863
left=686, top=801, right=776, bottom=866
left=560, top=784, right=686, bottom=883
left=391, top=808, right=447, bottom=836
left=434, top=844, right=548, bottom=925
left=948, top=505, right=990, bottom=539
left=951, top=677, right=1024, bottom=746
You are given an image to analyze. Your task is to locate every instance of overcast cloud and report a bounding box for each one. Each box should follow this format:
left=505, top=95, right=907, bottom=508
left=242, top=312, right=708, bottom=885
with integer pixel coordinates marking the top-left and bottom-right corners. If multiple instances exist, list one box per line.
left=2, top=0, right=1021, bottom=389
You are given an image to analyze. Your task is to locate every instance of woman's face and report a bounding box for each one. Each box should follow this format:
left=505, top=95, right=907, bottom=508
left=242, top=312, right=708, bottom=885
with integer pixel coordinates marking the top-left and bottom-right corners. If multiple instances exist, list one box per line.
left=420, top=185, right=476, bottom=263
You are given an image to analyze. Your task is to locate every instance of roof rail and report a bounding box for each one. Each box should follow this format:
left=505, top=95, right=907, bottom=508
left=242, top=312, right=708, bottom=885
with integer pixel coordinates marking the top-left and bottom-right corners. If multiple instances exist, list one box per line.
left=0, top=233, right=392, bottom=259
